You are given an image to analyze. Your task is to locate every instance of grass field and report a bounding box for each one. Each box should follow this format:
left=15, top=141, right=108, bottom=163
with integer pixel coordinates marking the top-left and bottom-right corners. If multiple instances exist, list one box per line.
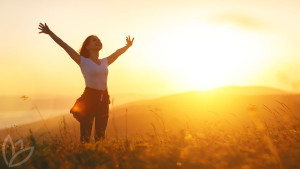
left=1, top=105, right=300, bottom=169
left=1, top=89, right=300, bottom=169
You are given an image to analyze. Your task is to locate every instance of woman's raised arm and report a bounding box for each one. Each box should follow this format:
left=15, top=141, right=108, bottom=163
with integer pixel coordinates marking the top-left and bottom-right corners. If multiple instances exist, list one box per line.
left=38, top=23, right=81, bottom=65
left=107, top=35, right=134, bottom=66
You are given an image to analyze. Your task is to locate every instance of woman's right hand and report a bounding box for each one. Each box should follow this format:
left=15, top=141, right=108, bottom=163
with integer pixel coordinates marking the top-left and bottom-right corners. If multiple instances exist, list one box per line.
left=38, top=23, right=51, bottom=34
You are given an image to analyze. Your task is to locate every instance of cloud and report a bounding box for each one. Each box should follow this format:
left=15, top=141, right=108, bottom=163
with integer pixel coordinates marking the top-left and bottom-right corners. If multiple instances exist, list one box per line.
left=210, top=13, right=268, bottom=30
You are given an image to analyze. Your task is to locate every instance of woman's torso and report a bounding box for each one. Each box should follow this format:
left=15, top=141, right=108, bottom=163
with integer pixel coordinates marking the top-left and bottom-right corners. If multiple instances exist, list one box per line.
left=79, top=56, right=108, bottom=91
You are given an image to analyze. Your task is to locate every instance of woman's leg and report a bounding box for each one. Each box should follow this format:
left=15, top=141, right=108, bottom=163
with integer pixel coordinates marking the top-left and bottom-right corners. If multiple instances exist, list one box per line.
left=80, top=112, right=94, bottom=143
left=94, top=102, right=109, bottom=142
left=94, top=115, right=108, bottom=142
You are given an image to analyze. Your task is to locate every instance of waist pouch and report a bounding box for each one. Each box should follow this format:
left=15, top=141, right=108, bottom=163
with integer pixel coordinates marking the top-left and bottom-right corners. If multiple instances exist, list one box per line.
left=70, top=87, right=110, bottom=122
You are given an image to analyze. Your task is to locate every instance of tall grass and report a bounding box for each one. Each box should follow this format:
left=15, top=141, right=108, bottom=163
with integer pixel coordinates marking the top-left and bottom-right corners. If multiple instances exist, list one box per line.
left=0, top=98, right=300, bottom=169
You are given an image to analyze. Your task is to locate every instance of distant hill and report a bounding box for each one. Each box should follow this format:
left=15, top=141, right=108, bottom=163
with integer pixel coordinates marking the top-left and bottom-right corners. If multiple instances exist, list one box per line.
left=0, top=92, right=160, bottom=112
left=205, top=85, right=290, bottom=95
left=1, top=86, right=299, bottom=142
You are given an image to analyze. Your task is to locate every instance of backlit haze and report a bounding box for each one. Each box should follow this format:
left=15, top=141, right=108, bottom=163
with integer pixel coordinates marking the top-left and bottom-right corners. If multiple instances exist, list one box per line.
left=1, top=0, right=300, bottom=99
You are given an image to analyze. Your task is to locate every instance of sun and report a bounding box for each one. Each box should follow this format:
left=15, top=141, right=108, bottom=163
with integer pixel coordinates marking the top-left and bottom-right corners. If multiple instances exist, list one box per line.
left=150, top=20, right=273, bottom=91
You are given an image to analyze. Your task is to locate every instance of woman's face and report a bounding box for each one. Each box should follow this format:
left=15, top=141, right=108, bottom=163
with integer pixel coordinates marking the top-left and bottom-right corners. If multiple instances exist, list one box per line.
left=87, top=36, right=102, bottom=51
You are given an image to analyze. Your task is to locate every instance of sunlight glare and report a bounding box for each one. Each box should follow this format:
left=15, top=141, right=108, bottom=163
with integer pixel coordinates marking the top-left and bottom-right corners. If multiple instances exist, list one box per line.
left=152, top=21, right=273, bottom=91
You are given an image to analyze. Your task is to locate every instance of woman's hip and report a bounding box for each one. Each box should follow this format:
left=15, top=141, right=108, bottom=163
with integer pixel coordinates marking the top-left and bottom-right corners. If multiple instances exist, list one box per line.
left=81, top=86, right=110, bottom=104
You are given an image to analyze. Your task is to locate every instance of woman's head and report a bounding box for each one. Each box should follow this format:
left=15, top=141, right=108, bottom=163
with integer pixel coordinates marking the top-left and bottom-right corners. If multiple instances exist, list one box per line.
left=79, top=35, right=102, bottom=58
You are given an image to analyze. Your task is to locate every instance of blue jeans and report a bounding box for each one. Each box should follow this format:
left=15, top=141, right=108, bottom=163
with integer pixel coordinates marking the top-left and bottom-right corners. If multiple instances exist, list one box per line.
left=78, top=87, right=110, bottom=143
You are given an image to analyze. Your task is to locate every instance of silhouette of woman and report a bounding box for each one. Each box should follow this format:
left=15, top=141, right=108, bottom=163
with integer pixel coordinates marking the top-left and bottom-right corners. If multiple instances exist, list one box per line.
left=38, top=23, right=134, bottom=143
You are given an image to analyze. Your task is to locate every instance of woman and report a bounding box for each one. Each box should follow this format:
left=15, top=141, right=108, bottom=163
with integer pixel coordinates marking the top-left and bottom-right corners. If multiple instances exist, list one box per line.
left=38, top=23, right=134, bottom=143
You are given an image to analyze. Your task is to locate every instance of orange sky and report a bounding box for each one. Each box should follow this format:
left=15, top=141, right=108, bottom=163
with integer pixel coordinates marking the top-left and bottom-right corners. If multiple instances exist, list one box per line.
left=0, top=0, right=300, bottom=98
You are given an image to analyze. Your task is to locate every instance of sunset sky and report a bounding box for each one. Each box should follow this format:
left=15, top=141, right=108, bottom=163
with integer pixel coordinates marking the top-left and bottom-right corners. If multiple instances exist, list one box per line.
left=1, top=0, right=300, bottom=98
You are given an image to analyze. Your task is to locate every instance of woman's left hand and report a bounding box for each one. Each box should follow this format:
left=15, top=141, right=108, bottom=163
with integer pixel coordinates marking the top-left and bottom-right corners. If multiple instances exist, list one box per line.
left=125, top=35, right=134, bottom=47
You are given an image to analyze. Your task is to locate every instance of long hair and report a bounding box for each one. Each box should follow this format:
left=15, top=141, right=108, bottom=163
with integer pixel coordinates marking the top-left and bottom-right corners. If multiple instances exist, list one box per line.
left=78, top=35, right=95, bottom=58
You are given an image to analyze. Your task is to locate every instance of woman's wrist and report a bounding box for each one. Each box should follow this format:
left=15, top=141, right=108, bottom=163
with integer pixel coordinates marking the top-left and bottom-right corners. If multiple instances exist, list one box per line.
left=48, top=30, right=53, bottom=35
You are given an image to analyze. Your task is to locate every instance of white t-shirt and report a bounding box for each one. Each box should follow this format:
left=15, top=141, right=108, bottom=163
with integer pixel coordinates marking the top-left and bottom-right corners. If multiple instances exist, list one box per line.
left=79, top=56, right=108, bottom=90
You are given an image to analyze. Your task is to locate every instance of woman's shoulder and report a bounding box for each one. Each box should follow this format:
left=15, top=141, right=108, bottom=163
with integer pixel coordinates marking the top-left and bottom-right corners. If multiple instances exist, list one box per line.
left=101, top=57, right=108, bottom=65
left=79, top=56, right=88, bottom=67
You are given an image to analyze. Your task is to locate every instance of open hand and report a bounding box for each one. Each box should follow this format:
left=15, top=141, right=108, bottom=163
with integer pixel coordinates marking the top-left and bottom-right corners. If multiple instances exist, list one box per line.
left=38, top=23, right=51, bottom=34
left=125, top=35, right=134, bottom=47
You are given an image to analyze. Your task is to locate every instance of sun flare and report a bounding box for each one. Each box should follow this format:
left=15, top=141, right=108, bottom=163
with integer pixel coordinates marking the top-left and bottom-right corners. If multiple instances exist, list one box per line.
left=151, top=21, right=274, bottom=91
